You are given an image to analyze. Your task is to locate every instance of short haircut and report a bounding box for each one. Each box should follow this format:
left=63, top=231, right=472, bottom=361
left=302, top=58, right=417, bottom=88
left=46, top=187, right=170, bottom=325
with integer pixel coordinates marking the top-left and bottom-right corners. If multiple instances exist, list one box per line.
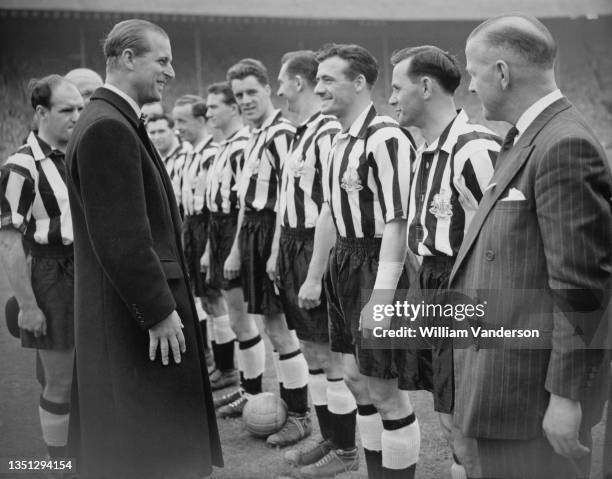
left=390, top=45, right=461, bottom=94
left=146, top=113, right=174, bottom=129
left=29, top=74, right=69, bottom=110
left=103, top=19, right=168, bottom=68
left=207, top=82, right=237, bottom=106
left=316, top=43, right=379, bottom=87
left=174, top=94, right=207, bottom=118
left=281, top=50, right=318, bottom=87
left=226, top=58, right=270, bottom=86
left=469, top=14, right=557, bottom=69
left=65, top=68, right=103, bottom=86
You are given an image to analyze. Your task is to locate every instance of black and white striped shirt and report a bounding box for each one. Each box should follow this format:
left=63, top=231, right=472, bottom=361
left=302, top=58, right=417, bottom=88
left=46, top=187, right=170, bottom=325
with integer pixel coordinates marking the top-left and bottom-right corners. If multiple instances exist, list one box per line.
left=280, top=112, right=340, bottom=229
left=238, top=110, right=295, bottom=212
left=163, top=142, right=189, bottom=207
left=325, top=104, right=415, bottom=238
left=407, top=110, right=501, bottom=257
left=182, top=136, right=217, bottom=214
left=206, top=126, right=250, bottom=215
left=0, top=132, right=72, bottom=245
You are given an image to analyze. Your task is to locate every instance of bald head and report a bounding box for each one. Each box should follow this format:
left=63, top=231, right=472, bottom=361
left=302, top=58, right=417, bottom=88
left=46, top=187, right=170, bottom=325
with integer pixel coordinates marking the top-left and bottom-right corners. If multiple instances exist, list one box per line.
left=65, top=68, right=103, bottom=103
left=468, top=14, right=557, bottom=69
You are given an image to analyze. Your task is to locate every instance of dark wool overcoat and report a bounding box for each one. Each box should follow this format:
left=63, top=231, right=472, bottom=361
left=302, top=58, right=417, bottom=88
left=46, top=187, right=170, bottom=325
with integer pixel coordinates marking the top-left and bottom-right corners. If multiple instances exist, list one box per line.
left=65, top=87, right=222, bottom=479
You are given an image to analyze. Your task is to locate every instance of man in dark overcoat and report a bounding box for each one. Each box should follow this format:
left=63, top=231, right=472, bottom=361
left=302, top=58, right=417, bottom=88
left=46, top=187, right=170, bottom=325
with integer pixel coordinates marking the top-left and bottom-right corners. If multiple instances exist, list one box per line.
left=65, top=19, right=222, bottom=479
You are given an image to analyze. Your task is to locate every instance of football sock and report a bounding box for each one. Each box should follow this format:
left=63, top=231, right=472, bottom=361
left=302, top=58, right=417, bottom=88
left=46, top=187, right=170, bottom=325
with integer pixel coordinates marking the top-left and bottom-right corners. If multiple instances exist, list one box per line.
left=278, top=349, right=309, bottom=415
left=381, top=414, right=420, bottom=479
left=357, top=403, right=383, bottom=479
left=237, top=334, right=265, bottom=394
left=39, top=395, right=69, bottom=458
left=327, top=377, right=357, bottom=450
left=309, top=368, right=333, bottom=440
left=211, top=314, right=235, bottom=372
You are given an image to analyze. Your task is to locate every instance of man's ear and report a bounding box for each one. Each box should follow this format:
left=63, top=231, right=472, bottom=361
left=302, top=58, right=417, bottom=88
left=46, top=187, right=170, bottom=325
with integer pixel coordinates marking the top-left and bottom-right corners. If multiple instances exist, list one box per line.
left=421, top=76, right=434, bottom=100
left=264, top=84, right=272, bottom=96
left=294, top=75, right=304, bottom=93
left=35, top=105, right=48, bottom=120
left=496, top=60, right=511, bottom=90
left=354, top=73, right=367, bottom=93
left=121, top=48, right=137, bottom=71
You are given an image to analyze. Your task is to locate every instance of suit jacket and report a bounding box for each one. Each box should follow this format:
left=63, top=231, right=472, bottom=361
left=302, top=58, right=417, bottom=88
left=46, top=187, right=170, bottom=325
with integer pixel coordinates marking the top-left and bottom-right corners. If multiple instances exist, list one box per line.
left=448, top=97, right=612, bottom=440
left=66, top=87, right=222, bottom=478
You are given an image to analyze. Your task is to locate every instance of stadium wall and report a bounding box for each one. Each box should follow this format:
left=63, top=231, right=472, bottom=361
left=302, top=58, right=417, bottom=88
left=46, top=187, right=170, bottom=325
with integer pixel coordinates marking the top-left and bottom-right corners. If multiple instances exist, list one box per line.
left=1, top=14, right=611, bottom=158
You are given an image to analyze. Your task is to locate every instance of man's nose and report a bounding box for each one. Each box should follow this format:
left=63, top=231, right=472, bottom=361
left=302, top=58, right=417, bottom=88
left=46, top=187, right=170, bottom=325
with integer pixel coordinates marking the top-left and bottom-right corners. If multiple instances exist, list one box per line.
left=165, top=63, right=175, bottom=79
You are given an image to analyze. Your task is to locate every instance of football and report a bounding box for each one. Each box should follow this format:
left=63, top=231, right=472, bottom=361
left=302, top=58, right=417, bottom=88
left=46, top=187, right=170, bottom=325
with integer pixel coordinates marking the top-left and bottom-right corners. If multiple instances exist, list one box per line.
left=242, top=392, right=288, bottom=438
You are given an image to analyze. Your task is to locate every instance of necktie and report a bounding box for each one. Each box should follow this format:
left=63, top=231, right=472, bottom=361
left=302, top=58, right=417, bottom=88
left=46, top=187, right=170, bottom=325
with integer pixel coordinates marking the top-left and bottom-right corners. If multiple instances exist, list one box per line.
left=501, top=126, right=519, bottom=151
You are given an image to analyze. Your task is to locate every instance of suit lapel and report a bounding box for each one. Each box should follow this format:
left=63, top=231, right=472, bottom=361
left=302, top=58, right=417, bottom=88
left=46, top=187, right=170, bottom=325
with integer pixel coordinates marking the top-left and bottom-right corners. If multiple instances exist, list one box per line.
left=449, top=97, right=572, bottom=285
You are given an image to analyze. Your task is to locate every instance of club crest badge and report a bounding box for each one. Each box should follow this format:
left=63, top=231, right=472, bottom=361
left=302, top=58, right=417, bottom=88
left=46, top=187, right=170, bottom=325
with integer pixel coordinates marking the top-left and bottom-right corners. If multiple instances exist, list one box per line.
left=340, top=166, right=363, bottom=192
left=429, top=188, right=453, bottom=218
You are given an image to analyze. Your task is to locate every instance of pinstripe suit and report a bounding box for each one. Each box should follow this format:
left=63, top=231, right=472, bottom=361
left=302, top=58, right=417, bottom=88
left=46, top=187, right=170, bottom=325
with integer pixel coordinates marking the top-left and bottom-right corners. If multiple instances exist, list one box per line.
left=448, top=98, right=611, bottom=476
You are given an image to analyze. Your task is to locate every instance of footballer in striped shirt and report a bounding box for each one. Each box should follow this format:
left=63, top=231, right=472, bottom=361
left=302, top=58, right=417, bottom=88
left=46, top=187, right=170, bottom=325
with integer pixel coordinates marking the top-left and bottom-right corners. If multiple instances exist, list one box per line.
left=389, top=45, right=501, bottom=479
left=274, top=50, right=350, bottom=451
left=313, top=43, right=419, bottom=478
left=172, top=94, right=230, bottom=388
left=0, top=75, right=83, bottom=461
left=219, top=59, right=311, bottom=432
left=202, top=81, right=252, bottom=392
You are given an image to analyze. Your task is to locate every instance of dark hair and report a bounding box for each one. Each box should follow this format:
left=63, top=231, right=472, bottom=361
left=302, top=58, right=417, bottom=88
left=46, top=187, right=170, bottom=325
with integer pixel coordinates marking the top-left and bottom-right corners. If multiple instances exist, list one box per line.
left=207, top=82, right=237, bottom=106
left=174, top=94, right=207, bottom=118
left=103, top=19, right=168, bottom=68
left=390, top=45, right=461, bottom=94
left=146, top=113, right=174, bottom=129
left=469, top=14, right=557, bottom=69
left=281, top=50, right=318, bottom=87
left=315, top=43, right=378, bottom=87
left=226, top=58, right=270, bottom=86
left=29, top=74, right=69, bottom=110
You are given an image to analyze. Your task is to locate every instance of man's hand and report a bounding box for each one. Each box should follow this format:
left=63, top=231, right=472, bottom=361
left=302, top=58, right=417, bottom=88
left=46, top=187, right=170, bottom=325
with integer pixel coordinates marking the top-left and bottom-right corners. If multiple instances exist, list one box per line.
left=148, top=310, right=186, bottom=366
left=542, top=393, right=590, bottom=459
left=18, top=304, right=47, bottom=338
left=298, top=278, right=322, bottom=310
left=224, top=246, right=241, bottom=280
left=360, top=292, right=391, bottom=340
left=266, top=249, right=279, bottom=282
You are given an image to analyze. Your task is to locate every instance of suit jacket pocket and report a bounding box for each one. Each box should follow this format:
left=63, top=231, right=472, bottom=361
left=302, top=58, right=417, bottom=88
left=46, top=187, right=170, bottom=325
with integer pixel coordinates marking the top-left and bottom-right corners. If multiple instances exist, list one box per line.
left=494, top=200, right=531, bottom=211
left=160, top=259, right=183, bottom=279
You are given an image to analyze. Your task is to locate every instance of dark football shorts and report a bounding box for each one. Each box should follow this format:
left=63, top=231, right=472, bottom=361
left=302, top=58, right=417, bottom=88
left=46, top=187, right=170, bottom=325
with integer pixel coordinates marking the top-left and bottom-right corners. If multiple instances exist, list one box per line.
left=207, top=211, right=242, bottom=291
left=324, top=235, right=415, bottom=382
left=240, top=209, right=284, bottom=316
left=400, top=255, right=455, bottom=414
left=183, top=212, right=221, bottom=299
left=277, top=227, right=329, bottom=343
left=22, top=244, right=74, bottom=350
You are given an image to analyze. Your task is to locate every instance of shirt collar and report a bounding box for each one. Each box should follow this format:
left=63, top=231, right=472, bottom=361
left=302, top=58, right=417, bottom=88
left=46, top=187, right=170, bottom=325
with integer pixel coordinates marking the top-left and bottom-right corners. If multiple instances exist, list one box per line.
left=221, top=125, right=250, bottom=146
left=193, top=135, right=214, bottom=154
left=515, top=89, right=562, bottom=140
left=346, top=103, right=376, bottom=139
left=27, top=131, right=62, bottom=161
left=103, top=83, right=141, bottom=118
left=252, top=109, right=282, bottom=134
left=421, top=109, right=468, bottom=154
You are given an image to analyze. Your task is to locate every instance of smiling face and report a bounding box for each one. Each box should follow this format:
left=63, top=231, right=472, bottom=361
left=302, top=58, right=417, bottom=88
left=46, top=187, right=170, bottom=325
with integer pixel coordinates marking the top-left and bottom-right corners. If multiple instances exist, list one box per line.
left=314, top=56, right=357, bottom=120
left=37, top=82, right=84, bottom=148
left=465, top=36, right=505, bottom=121
left=277, top=62, right=300, bottom=113
left=388, top=58, right=426, bottom=128
left=206, top=92, right=235, bottom=131
left=230, top=75, right=271, bottom=127
left=130, top=30, right=175, bottom=105
left=172, top=103, right=202, bottom=145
